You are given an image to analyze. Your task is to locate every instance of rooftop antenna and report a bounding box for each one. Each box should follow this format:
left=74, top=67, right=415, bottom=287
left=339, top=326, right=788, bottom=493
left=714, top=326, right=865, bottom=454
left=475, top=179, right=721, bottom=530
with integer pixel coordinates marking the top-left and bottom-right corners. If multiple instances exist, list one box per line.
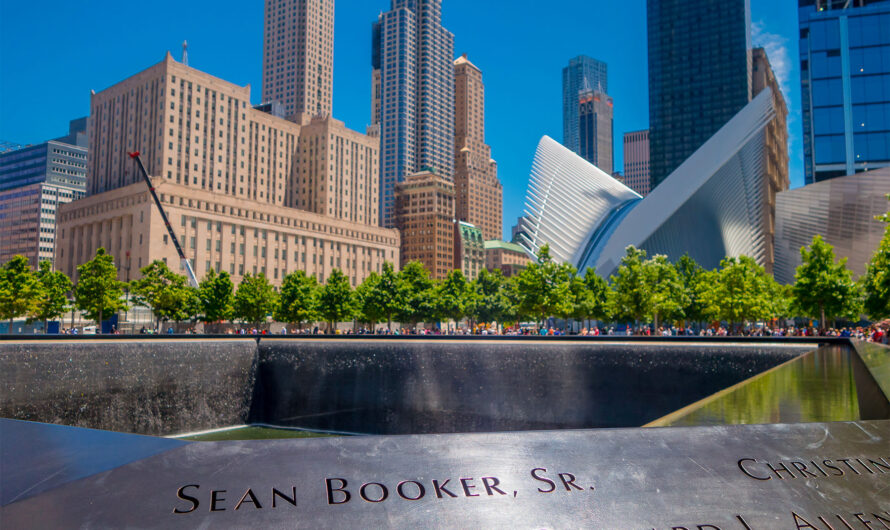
left=182, top=40, right=188, bottom=66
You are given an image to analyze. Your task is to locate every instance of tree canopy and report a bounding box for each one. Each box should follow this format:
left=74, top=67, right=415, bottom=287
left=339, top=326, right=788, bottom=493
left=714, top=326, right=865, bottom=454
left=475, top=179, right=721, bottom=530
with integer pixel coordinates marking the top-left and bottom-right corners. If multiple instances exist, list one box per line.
left=31, top=260, right=72, bottom=329
left=862, top=195, right=890, bottom=320
left=234, top=273, right=277, bottom=327
left=199, top=268, right=235, bottom=326
left=317, top=269, right=355, bottom=331
left=274, top=270, right=318, bottom=328
left=0, top=256, right=42, bottom=332
left=792, top=235, right=862, bottom=329
left=130, top=260, right=199, bottom=328
left=75, top=248, right=127, bottom=327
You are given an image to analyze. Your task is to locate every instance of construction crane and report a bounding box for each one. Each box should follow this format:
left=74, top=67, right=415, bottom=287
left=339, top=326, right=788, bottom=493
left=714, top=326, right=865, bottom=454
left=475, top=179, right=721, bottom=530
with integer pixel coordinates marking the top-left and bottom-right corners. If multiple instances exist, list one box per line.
left=128, top=152, right=199, bottom=288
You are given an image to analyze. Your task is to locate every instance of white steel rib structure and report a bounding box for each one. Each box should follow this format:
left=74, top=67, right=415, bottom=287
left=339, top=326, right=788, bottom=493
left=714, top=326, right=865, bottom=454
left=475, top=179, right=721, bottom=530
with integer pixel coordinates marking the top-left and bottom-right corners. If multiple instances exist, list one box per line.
left=518, top=88, right=777, bottom=277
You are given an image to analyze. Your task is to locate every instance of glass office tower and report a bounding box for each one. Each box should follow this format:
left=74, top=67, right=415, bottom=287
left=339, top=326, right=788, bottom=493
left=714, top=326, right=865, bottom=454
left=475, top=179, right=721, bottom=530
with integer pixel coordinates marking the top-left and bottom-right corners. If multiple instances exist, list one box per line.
left=562, top=56, right=608, bottom=156
left=647, top=0, right=752, bottom=190
left=799, top=0, right=890, bottom=184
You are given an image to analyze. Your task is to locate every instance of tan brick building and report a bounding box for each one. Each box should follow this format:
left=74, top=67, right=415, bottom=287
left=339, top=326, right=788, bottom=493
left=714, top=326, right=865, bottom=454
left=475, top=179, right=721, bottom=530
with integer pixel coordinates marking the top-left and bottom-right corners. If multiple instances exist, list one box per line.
left=59, top=54, right=397, bottom=286
left=484, top=240, right=531, bottom=278
left=288, top=116, right=379, bottom=226
left=453, top=54, right=502, bottom=242
left=262, top=0, right=334, bottom=119
left=753, top=47, right=790, bottom=276
left=395, top=171, right=455, bottom=280
left=56, top=180, right=398, bottom=287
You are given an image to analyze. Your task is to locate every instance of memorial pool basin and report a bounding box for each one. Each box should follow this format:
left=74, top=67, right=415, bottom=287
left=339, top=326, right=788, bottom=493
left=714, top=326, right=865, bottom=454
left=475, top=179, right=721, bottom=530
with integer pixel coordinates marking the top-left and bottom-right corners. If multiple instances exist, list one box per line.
left=2, top=337, right=888, bottom=438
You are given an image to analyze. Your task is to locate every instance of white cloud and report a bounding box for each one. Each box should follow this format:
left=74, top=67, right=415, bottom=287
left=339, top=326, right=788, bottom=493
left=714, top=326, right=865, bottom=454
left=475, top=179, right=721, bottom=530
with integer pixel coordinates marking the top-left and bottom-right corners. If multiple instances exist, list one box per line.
left=751, top=20, right=792, bottom=101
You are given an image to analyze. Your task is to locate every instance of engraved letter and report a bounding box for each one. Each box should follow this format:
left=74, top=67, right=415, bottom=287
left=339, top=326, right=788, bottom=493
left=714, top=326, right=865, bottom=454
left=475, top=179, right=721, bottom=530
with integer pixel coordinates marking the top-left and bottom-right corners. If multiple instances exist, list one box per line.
left=173, top=484, right=200, bottom=514
left=460, top=478, right=479, bottom=497
left=397, top=481, right=425, bottom=501
left=737, top=459, right=770, bottom=481
left=481, top=477, right=507, bottom=496
left=234, top=489, right=262, bottom=510
left=272, top=487, right=297, bottom=508
left=767, top=461, right=796, bottom=480
left=531, top=468, right=556, bottom=493
left=558, top=473, right=584, bottom=491
left=210, top=490, right=226, bottom=511
left=854, top=513, right=876, bottom=529
left=326, top=478, right=351, bottom=505
left=790, top=461, right=820, bottom=478
left=792, top=512, right=819, bottom=530
left=823, top=460, right=844, bottom=476
left=360, top=482, right=388, bottom=503
left=433, top=479, right=457, bottom=498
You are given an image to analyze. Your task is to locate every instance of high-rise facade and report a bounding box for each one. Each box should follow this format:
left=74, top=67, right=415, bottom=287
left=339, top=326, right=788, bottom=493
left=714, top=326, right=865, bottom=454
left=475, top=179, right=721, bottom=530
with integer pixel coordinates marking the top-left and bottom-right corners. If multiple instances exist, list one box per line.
left=57, top=55, right=399, bottom=287
left=578, top=88, right=614, bottom=173
left=647, top=0, right=752, bottom=189
left=753, top=48, right=790, bottom=275
left=453, top=54, right=502, bottom=242
left=394, top=170, right=455, bottom=280
left=0, top=119, right=88, bottom=267
left=372, top=0, right=455, bottom=227
left=287, top=116, right=380, bottom=226
left=798, top=0, right=890, bottom=184
left=623, top=130, right=651, bottom=196
left=562, top=56, right=608, bottom=156
left=262, top=0, right=335, bottom=119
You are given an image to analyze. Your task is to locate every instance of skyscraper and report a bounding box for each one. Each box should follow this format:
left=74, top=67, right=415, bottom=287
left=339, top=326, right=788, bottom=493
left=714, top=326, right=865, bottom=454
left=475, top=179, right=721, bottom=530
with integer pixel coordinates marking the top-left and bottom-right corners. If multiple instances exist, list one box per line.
left=562, top=56, right=608, bottom=156
left=798, top=0, right=890, bottom=184
left=454, top=54, right=502, bottom=242
left=578, top=87, right=614, bottom=173
left=262, top=0, right=334, bottom=119
left=372, top=0, right=455, bottom=227
left=753, top=47, right=790, bottom=275
left=623, top=130, right=651, bottom=196
left=647, top=0, right=752, bottom=189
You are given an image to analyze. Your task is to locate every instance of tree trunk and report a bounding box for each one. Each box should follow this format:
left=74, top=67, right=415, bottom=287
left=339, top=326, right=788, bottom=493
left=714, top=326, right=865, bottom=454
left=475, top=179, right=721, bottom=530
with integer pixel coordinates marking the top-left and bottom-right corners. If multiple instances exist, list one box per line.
left=98, top=309, right=103, bottom=333
left=8, top=318, right=13, bottom=335
left=820, top=304, right=826, bottom=332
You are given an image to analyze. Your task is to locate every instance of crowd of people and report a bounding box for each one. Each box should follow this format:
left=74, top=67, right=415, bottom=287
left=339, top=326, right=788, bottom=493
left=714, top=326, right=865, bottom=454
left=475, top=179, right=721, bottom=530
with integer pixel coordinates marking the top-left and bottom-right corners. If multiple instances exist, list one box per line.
left=55, top=321, right=890, bottom=344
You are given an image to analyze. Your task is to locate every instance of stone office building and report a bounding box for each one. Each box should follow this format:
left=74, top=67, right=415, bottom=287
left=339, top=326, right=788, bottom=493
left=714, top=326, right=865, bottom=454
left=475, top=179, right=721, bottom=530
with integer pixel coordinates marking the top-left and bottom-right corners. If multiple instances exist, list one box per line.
left=56, top=54, right=398, bottom=286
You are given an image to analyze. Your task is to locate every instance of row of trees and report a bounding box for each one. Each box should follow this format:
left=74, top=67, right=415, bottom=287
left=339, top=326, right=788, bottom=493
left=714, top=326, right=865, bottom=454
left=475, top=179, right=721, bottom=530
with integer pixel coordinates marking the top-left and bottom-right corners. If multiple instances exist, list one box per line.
left=1, top=196, right=888, bottom=332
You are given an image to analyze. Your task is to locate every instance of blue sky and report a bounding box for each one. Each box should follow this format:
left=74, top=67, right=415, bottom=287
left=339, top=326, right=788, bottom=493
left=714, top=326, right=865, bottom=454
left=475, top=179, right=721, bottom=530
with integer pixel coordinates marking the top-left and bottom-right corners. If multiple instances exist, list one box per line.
left=0, top=0, right=800, bottom=240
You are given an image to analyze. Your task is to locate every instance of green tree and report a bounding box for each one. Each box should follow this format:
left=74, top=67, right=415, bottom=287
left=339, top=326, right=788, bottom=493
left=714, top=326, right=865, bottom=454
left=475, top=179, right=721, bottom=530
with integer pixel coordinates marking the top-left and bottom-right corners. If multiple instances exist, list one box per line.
left=0, top=256, right=42, bottom=333
left=467, top=268, right=512, bottom=326
left=609, top=246, right=653, bottom=332
left=515, top=245, right=573, bottom=326
left=398, top=261, right=435, bottom=329
left=130, top=260, right=198, bottom=330
left=30, top=260, right=72, bottom=332
left=573, top=267, right=611, bottom=329
left=701, top=256, right=777, bottom=332
left=862, top=195, right=890, bottom=320
left=234, top=273, right=278, bottom=328
left=199, top=269, right=235, bottom=331
left=675, top=254, right=708, bottom=326
left=317, top=269, right=356, bottom=332
left=274, top=270, right=318, bottom=329
left=75, top=248, right=127, bottom=329
left=434, top=269, right=470, bottom=330
left=649, top=255, right=689, bottom=330
left=792, top=235, right=862, bottom=330
left=361, top=262, right=404, bottom=330
left=355, top=272, right=383, bottom=328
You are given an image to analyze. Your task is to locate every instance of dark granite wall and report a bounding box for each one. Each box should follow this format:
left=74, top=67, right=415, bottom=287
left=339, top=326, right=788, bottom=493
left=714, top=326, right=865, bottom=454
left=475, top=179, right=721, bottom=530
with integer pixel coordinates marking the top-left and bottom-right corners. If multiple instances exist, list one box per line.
left=250, top=340, right=811, bottom=434
left=0, top=340, right=257, bottom=436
